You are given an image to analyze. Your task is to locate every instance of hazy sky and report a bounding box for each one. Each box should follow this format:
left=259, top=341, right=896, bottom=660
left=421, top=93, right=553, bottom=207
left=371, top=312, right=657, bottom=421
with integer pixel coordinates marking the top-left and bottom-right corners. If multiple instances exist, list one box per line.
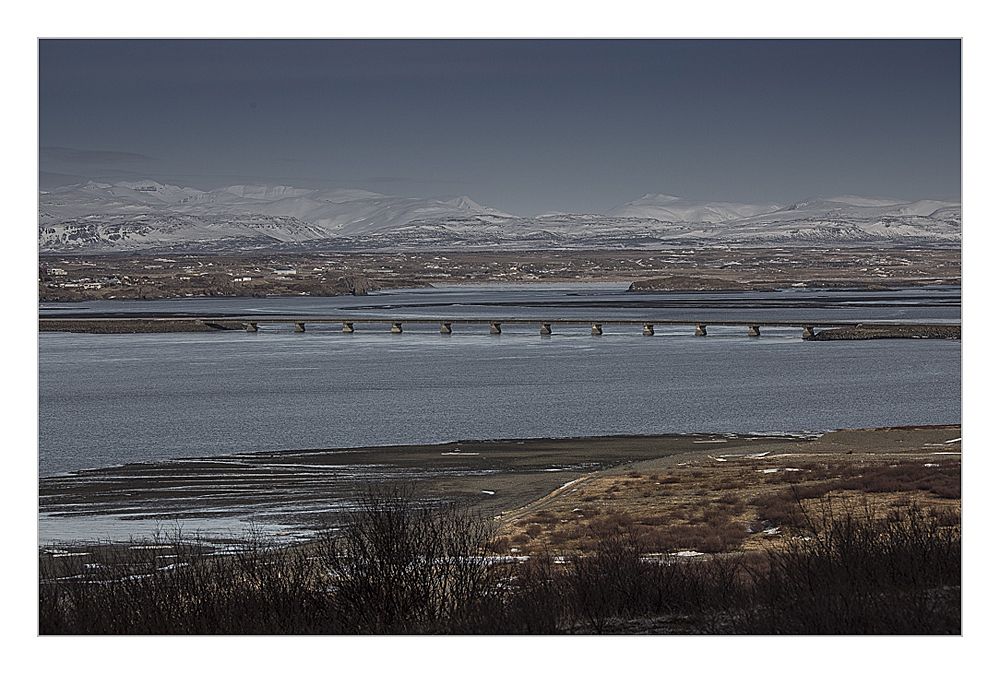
left=38, top=39, right=961, bottom=217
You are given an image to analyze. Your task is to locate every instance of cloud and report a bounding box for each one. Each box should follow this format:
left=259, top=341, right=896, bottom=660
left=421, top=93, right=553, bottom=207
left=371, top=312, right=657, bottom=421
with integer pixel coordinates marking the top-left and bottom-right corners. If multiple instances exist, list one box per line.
left=40, top=146, right=157, bottom=165
left=361, top=176, right=460, bottom=186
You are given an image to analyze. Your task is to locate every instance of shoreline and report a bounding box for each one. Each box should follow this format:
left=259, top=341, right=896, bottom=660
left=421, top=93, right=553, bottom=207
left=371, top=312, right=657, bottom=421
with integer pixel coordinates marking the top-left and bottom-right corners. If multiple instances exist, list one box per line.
left=39, top=425, right=961, bottom=548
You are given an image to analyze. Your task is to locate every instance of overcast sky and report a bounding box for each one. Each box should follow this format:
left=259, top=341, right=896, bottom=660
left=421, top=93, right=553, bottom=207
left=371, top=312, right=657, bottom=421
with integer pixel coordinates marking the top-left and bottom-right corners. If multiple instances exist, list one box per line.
left=38, top=39, right=961, bottom=217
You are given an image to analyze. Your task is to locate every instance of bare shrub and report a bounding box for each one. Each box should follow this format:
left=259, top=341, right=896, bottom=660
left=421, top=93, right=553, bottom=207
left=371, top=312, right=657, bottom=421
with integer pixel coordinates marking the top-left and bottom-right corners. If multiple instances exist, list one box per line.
left=717, top=491, right=742, bottom=505
left=737, top=497, right=961, bottom=634
left=322, top=484, right=507, bottom=634
left=588, top=511, right=635, bottom=539
left=39, top=527, right=328, bottom=634
left=39, top=486, right=960, bottom=635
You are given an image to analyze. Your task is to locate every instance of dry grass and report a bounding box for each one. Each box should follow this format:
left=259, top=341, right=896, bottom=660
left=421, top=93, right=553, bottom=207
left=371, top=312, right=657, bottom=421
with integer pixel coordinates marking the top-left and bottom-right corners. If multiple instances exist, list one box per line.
left=498, top=454, right=960, bottom=556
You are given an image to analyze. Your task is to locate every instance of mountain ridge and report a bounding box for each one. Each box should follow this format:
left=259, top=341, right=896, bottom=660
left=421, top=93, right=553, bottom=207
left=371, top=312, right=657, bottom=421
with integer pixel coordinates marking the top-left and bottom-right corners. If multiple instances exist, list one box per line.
left=38, top=181, right=961, bottom=253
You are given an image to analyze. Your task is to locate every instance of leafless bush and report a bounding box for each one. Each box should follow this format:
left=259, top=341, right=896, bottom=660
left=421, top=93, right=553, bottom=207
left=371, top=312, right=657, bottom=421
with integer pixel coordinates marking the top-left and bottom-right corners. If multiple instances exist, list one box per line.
left=737, top=496, right=961, bottom=634
left=39, top=526, right=327, bottom=634
left=39, top=491, right=959, bottom=635
left=320, top=484, right=507, bottom=634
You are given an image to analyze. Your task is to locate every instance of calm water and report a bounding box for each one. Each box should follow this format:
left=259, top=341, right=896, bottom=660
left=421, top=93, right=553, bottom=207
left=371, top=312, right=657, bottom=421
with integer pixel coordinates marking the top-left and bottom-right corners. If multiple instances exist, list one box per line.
left=39, top=284, right=961, bottom=477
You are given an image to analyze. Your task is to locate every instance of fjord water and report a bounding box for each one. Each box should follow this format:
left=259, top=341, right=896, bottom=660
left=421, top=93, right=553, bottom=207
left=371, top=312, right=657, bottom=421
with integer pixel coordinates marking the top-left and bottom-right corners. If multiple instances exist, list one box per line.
left=39, top=283, right=960, bottom=477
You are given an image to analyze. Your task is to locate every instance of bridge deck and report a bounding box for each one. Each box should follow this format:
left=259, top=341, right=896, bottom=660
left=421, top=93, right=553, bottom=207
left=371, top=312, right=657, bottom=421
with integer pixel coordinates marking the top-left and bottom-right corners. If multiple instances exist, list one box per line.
left=39, top=316, right=958, bottom=328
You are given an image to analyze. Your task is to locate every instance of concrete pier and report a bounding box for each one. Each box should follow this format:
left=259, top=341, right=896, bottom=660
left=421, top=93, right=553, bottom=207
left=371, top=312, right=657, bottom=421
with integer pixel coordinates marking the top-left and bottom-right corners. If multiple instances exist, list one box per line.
left=643, top=324, right=655, bottom=336
left=440, top=323, right=452, bottom=334
left=294, top=322, right=306, bottom=332
left=540, top=323, right=552, bottom=335
left=490, top=322, right=502, bottom=334
left=591, top=323, right=603, bottom=336
left=391, top=322, right=403, bottom=334
left=695, top=325, right=708, bottom=336
left=749, top=325, right=761, bottom=337
left=802, top=326, right=815, bottom=338
left=342, top=322, right=354, bottom=333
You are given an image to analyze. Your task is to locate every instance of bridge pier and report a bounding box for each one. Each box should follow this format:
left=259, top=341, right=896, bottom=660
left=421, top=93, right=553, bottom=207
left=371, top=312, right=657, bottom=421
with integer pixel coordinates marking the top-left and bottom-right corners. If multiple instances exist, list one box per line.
left=342, top=322, right=354, bottom=333
left=294, top=322, right=306, bottom=332
left=748, top=325, right=761, bottom=337
left=802, top=326, right=815, bottom=338
left=591, top=323, right=603, bottom=336
left=440, top=323, right=452, bottom=334
left=490, top=322, right=502, bottom=334
left=695, top=325, right=708, bottom=336
left=540, top=323, right=552, bottom=335
left=643, top=323, right=655, bottom=336
left=245, top=322, right=258, bottom=332
left=391, top=322, right=403, bottom=334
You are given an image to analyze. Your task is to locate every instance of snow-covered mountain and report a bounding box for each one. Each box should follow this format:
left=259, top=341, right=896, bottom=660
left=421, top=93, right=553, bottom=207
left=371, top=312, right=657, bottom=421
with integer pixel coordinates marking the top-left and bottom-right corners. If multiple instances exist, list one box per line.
left=38, top=182, right=961, bottom=253
left=604, top=194, right=782, bottom=223
left=38, top=180, right=512, bottom=252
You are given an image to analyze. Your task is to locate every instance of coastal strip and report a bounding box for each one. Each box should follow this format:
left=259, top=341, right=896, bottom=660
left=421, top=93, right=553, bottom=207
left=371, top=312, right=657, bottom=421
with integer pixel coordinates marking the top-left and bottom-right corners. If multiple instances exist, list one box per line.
left=39, top=427, right=960, bottom=547
left=806, top=324, right=961, bottom=340
left=39, top=318, right=246, bottom=333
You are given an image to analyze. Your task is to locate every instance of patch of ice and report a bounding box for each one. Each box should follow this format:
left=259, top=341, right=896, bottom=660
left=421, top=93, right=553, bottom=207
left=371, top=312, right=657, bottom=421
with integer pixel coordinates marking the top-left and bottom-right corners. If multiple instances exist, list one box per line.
left=945, top=438, right=961, bottom=444
left=481, top=490, right=495, bottom=495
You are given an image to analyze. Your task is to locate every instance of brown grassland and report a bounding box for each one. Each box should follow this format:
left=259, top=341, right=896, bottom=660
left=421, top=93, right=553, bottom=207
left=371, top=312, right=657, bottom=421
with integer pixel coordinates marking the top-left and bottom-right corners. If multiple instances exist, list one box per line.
left=495, top=434, right=960, bottom=557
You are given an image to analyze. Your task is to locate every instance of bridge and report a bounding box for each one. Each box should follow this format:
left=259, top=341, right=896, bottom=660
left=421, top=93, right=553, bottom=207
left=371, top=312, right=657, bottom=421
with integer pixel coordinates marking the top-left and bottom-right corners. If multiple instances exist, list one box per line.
left=38, top=316, right=960, bottom=339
